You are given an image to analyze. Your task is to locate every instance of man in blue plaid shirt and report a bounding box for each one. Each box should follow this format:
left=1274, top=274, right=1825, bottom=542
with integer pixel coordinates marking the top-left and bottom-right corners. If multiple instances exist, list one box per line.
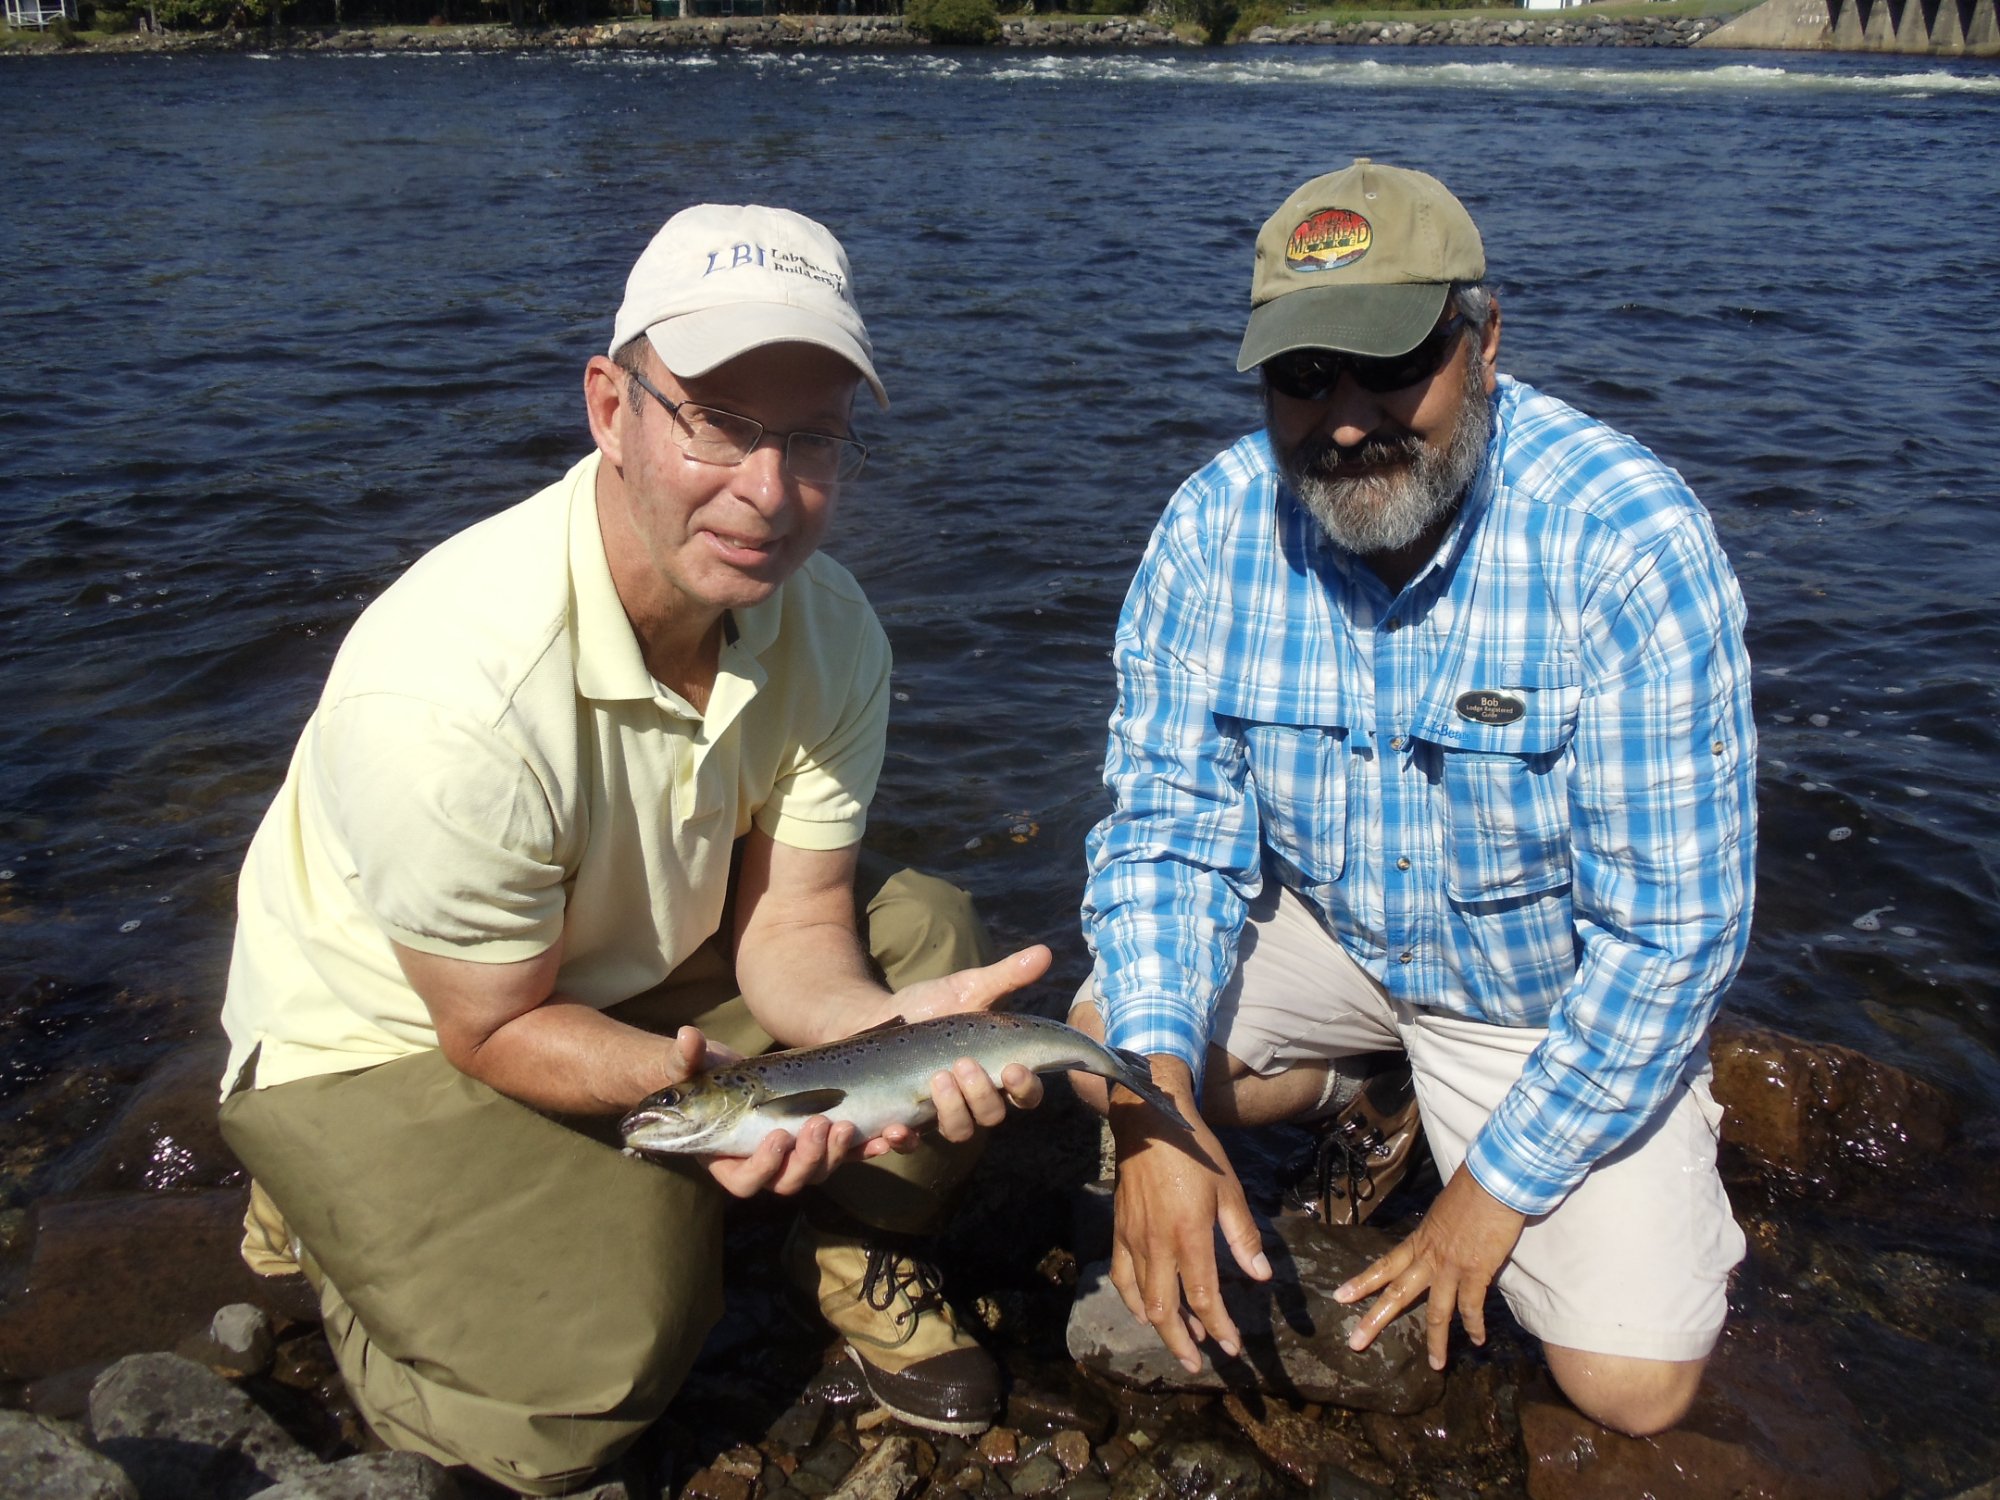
left=1068, top=161, right=1754, bottom=1436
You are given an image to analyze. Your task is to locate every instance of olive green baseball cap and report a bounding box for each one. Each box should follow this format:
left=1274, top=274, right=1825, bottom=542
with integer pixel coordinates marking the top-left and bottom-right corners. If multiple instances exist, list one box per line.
left=1236, top=159, right=1486, bottom=372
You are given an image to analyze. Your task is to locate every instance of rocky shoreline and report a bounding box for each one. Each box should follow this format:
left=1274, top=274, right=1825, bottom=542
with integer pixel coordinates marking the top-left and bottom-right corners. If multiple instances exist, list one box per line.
left=23, top=10, right=1732, bottom=56
left=5, top=1018, right=2000, bottom=1498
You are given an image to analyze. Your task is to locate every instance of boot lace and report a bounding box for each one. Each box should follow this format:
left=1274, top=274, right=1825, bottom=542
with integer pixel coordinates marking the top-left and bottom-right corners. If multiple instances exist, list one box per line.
left=861, top=1243, right=948, bottom=1330
left=1315, top=1114, right=1387, bottom=1226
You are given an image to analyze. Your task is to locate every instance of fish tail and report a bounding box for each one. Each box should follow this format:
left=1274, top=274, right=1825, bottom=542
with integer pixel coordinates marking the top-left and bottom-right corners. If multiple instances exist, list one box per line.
left=1105, top=1047, right=1195, bottom=1133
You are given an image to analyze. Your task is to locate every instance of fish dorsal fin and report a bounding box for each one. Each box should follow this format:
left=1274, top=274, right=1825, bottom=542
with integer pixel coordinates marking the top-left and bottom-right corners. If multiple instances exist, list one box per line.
left=760, top=1087, right=849, bottom=1118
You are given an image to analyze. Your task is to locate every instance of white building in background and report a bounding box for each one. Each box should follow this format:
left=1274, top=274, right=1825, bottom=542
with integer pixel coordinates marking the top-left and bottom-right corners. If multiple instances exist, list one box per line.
left=5, top=0, right=78, bottom=23
left=1523, top=0, right=1588, bottom=9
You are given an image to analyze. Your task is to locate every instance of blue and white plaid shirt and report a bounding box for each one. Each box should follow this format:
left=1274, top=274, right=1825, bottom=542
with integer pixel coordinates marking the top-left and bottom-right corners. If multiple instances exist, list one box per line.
left=1081, top=376, right=1757, bottom=1215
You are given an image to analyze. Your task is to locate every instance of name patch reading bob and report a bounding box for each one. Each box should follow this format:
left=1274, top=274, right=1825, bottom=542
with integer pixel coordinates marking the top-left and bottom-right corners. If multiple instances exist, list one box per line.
left=1286, top=209, right=1372, bottom=272
left=1456, top=690, right=1526, bottom=726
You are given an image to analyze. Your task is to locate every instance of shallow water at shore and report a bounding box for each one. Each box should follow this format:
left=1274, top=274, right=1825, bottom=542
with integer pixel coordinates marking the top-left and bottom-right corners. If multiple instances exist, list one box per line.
left=1, top=42, right=1997, bottom=1488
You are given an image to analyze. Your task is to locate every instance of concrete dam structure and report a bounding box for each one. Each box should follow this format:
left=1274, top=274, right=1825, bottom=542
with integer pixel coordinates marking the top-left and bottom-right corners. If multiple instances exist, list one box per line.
left=1697, top=0, right=1999, bottom=55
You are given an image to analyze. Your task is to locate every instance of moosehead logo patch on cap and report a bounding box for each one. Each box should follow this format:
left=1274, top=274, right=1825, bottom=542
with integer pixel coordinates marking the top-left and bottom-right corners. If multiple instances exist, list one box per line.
left=1285, top=208, right=1372, bottom=273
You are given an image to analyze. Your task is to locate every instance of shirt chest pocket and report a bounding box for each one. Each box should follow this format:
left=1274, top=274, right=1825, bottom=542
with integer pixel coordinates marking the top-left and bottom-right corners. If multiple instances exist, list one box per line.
left=1411, top=659, right=1580, bottom=904
left=1238, top=720, right=1350, bottom=893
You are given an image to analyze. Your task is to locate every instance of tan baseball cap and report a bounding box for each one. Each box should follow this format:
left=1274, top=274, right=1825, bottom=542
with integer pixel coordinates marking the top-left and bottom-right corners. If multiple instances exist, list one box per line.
left=611, top=203, right=888, bottom=410
left=1236, top=159, right=1485, bottom=372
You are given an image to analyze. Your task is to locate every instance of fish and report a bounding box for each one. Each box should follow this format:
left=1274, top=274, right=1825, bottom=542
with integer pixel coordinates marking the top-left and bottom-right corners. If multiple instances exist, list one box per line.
left=620, top=1011, right=1191, bottom=1158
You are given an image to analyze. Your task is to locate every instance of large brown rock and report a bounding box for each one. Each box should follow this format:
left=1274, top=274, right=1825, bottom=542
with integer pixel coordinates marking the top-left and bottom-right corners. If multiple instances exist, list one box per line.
left=0, top=1188, right=304, bottom=1381
left=1710, top=1019, right=1956, bottom=1195
left=1521, top=1328, right=1895, bottom=1500
left=1067, top=1214, right=1444, bottom=1416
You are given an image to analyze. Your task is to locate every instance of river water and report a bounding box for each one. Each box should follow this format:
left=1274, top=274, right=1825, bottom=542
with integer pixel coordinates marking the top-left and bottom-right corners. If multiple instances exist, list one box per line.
left=2, top=38, right=1998, bottom=1483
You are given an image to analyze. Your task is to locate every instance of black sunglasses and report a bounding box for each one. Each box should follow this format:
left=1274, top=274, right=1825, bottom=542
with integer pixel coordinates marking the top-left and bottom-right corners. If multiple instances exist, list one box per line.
left=1262, top=315, right=1467, bottom=401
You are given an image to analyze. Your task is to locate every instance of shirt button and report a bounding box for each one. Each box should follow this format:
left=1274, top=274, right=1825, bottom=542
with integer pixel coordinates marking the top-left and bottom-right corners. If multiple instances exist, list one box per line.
left=1389, top=736, right=1406, bottom=751
left=1384, top=618, right=1401, bottom=633
left=1396, top=857, right=1411, bottom=871
left=1398, top=950, right=1415, bottom=964
left=1712, top=740, right=1726, bottom=756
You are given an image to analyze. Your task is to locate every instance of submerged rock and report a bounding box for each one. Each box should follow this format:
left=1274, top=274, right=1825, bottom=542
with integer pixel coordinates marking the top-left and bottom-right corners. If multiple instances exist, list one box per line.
left=0, top=1189, right=304, bottom=1382
left=52, top=1042, right=241, bottom=1198
left=1219, top=1393, right=1392, bottom=1490
left=1108, top=1438, right=1282, bottom=1500
left=1519, top=1329, right=1896, bottom=1500
left=1710, top=1019, right=1957, bottom=1196
left=1067, top=1215, right=1442, bottom=1416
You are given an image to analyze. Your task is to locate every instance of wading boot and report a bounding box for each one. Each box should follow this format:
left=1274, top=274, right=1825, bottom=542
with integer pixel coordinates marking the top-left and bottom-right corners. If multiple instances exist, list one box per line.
left=1286, top=1056, right=1423, bottom=1228
left=783, top=1218, right=1001, bottom=1436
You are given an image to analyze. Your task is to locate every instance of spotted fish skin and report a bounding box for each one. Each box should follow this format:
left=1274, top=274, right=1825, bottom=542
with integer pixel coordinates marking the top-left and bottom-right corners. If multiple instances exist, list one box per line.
left=620, top=1012, right=1190, bottom=1159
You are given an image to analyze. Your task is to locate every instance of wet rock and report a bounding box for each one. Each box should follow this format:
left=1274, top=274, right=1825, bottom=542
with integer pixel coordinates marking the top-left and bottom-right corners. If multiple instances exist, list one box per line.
left=1520, top=1331, right=1895, bottom=1500
left=1067, top=1216, right=1442, bottom=1415
left=89, top=1350, right=321, bottom=1499
left=1007, top=1452, right=1065, bottom=1495
left=827, top=1435, right=929, bottom=1500
left=176, top=1303, right=275, bottom=1378
left=1107, top=1438, right=1282, bottom=1500
left=0, top=1407, right=139, bottom=1500
left=1710, top=1019, right=1956, bottom=1195
left=0, top=1189, right=299, bottom=1381
left=1000, top=1364, right=1115, bottom=1441
left=770, top=1399, right=829, bottom=1450
left=800, top=1434, right=862, bottom=1485
left=1096, top=1437, right=1138, bottom=1477
left=1358, top=1359, right=1521, bottom=1472
left=1050, top=1429, right=1092, bottom=1475
left=22, top=1358, right=115, bottom=1421
left=977, top=1427, right=1019, bottom=1466
left=684, top=1463, right=756, bottom=1500
left=803, top=1362, right=871, bottom=1409
left=253, top=1451, right=460, bottom=1498
left=1220, top=1395, right=1391, bottom=1490
left=53, top=1042, right=242, bottom=1196
left=1307, top=1470, right=1391, bottom=1500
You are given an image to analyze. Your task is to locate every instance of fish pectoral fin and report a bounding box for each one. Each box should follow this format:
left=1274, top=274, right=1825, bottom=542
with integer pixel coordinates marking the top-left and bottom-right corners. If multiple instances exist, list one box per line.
left=760, top=1087, right=850, bottom=1118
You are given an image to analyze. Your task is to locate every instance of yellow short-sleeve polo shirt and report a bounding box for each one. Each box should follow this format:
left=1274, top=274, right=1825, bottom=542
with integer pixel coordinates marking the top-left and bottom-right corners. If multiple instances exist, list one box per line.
left=221, top=451, right=891, bottom=1094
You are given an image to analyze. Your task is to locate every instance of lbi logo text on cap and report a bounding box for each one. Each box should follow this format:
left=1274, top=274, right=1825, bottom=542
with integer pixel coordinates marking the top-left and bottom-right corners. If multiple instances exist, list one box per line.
left=612, top=203, right=887, bottom=409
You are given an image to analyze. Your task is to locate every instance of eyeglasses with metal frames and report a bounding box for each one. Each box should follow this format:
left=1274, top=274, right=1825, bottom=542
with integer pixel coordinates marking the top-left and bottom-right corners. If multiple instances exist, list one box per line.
left=1261, top=315, right=1469, bottom=402
left=627, top=368, right=869, bottom=485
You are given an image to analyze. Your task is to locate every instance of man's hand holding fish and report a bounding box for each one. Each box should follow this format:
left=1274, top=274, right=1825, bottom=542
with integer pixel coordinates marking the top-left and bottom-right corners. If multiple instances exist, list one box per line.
left=693, top=940, right=1059, bottom=1199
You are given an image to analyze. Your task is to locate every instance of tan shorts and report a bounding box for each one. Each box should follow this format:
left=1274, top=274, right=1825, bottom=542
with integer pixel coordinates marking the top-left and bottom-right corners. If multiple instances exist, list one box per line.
left=1081, top=882, right=1745, bottom=1363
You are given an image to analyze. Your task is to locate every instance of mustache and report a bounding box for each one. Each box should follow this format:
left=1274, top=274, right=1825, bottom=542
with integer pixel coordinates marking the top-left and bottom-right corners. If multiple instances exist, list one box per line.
left=1293, top=431, right=1425, bottom=480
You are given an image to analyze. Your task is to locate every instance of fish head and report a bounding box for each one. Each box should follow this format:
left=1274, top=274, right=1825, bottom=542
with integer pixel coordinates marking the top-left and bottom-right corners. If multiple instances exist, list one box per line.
left=619, top=1075, right=750, bottom=1157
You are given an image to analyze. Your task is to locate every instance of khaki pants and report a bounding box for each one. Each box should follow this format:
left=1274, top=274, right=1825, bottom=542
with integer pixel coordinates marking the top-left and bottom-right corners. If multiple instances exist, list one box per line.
left=219, top=854, right=994, bottom=1495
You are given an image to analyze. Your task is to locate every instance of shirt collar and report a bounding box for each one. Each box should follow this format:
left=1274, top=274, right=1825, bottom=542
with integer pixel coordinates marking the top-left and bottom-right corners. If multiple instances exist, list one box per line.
left=1275, top=375, right=1514, bottom=604
left=570, top=451, right=656, bottom=704
left=569, top=450, right=785, bottom=711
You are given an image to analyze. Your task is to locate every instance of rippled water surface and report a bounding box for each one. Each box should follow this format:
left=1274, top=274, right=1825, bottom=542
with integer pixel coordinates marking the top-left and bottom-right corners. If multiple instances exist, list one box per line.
left=2, top=40, right=1998, bottom=1467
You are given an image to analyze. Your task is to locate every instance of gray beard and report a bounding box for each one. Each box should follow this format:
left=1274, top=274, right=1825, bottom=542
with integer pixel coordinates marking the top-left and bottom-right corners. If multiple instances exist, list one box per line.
left=1275, top=360, right=1494, bottom=558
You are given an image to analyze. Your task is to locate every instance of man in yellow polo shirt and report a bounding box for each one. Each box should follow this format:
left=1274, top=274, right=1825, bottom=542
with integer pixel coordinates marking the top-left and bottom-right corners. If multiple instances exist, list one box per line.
left=217, top=204, right=1051, bottom=1495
